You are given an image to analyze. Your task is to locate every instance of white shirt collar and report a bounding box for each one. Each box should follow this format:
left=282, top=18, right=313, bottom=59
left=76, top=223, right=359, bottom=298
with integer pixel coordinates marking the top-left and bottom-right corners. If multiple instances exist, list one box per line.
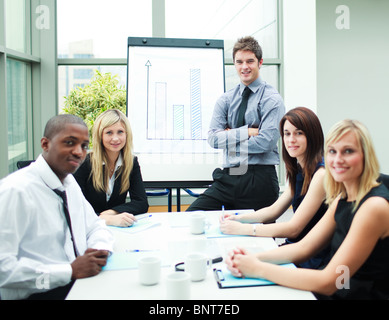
left=35, top=154, right=72, bottom=191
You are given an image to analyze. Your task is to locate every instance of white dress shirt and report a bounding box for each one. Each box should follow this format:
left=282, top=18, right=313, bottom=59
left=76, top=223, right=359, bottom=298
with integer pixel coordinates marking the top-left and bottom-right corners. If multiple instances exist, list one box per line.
left=0, top=155, right=114, bottom=300
left=106, top=153, right=123, bottom=202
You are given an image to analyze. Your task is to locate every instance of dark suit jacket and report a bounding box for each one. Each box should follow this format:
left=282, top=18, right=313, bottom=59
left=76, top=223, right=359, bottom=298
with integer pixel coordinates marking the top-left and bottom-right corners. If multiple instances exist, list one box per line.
left=74, top=154, right=149, bottom=215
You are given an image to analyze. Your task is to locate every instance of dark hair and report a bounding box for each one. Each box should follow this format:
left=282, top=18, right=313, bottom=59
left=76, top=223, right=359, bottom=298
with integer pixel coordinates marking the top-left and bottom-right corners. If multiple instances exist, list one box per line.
left=280, top=107, right=324, bottom=196
left=44, top=114, right=87, bottom=139
left=233, top=36, right=262, bottom=61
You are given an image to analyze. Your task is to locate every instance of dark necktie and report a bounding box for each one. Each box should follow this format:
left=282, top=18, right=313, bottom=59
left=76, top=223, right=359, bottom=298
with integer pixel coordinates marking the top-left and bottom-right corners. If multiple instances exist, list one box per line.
left=53, top=189, right=79, bottom=257
left=236, top=86, right=252, bottom=127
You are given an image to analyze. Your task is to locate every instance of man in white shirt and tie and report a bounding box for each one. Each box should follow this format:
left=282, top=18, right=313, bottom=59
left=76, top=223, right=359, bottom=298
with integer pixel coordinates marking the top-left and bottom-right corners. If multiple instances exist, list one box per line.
left=0, top=114, right=114, bottom=300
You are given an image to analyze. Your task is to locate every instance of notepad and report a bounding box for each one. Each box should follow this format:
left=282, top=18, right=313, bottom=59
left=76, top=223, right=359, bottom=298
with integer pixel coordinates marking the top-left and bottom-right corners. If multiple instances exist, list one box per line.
left=103, top=251, right=170, bottom=271
left=213, top=264, right=295, bottom=288
left=108, top=218, right=161, bottom=234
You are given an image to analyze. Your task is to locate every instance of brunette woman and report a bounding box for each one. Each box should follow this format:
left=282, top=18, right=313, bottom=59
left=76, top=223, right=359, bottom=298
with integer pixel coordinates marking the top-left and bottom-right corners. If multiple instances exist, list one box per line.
left=220, top=107, right=328, bottom=268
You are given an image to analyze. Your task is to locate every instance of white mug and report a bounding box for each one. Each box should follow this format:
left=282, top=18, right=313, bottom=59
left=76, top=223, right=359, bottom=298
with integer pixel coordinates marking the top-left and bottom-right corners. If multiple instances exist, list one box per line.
left=189, top=212, right=208, bottom=234
left=138, top=256, right=161, bottom=286
left=185, top=252, right=212, bottom=281
left=165, top=272, right=191, bottom=300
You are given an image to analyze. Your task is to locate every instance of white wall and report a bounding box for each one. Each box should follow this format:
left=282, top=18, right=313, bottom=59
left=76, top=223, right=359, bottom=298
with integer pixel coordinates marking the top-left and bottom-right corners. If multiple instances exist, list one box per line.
left=283, top=0, right=317, bottom=112
left=283, top=0, right=389, bottom=173
left=316, top=0, right=389, bottom=173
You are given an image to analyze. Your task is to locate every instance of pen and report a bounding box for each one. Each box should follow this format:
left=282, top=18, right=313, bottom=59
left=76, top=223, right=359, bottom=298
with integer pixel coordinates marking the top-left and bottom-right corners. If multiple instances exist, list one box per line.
left=222, top=206, right=225, bottom=221
left=125, top=249, right=158, bottom=252
left=137, top=214, right=152, bottom=221
left=214, top=269, right=225, bottom=285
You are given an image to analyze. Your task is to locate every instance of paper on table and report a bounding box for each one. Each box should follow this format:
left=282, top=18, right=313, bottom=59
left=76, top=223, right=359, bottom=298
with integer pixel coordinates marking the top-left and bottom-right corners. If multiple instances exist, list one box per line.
left=103, top=250, right=170, bottom=271
left=205, top=225, right=245, bottom=238
left=108, top=217, right=161, bottom=234
left=206, top=210, right=256, bottom=238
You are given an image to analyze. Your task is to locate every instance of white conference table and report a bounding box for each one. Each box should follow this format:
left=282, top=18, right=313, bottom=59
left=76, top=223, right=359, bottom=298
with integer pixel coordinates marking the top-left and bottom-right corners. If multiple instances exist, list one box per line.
left=66, top=210, right=315, bottom=300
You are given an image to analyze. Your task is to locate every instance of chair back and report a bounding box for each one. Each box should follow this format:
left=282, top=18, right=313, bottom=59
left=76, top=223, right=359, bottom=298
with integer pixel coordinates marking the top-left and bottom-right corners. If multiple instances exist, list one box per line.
left=16, top=160, right=34, bottom=169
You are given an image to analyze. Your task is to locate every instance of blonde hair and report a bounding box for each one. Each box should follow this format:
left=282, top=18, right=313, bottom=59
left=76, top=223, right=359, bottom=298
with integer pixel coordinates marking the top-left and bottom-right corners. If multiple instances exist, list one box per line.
left=324, top=119, right=380, bottom=211
left=90, top=109, right=134, bottom=194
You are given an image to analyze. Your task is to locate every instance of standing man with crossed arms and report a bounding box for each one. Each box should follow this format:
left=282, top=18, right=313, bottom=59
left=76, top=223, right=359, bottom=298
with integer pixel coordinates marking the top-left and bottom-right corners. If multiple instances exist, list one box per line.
left=0, top=114, right=114, bottom=300
left=187, top=36, right=285, bottom=212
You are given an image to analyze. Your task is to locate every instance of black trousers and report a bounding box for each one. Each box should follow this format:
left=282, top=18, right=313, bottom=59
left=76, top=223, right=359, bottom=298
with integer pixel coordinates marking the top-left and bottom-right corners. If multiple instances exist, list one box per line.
left=186, top=165, right=279, bottom=211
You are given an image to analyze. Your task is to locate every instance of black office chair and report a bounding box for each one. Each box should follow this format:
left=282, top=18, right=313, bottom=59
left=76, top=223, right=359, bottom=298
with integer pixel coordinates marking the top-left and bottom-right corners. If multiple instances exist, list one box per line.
left=16, top=160, right=35, bottom=169
left=145, top=188, right=172, bottom=212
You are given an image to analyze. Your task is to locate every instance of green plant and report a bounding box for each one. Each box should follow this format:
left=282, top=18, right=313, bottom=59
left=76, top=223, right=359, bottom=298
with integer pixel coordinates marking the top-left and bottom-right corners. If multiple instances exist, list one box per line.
left=63, top=70, right=127, bottom=143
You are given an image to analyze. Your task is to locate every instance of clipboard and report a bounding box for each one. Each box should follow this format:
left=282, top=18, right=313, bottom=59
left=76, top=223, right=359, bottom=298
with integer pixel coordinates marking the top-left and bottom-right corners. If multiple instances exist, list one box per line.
left=213, top=264, right=295, bottom=288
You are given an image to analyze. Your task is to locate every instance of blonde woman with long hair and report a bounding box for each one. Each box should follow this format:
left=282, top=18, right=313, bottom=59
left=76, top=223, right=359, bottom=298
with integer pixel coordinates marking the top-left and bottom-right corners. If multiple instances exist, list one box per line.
left=74, top=109, right=148, bottom=227
left=225, top=120, right=389, bottom=299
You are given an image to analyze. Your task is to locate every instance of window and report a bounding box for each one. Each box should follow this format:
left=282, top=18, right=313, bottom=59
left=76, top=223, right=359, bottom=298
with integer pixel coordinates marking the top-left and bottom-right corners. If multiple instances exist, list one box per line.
left=0, top=0, right=37, bottom=177
left=57, top=0, right=282, bottom=104
left=57, top=0, right=152, bottom=59
left=58, top=65, right=127, bottom=110
left=5, top=0, right=27, bottom=54
left=73, top=68, right=94, bottom=80
left=165, top=0, right=279, bottom=60
left=6, top=59, right=30, bottom=172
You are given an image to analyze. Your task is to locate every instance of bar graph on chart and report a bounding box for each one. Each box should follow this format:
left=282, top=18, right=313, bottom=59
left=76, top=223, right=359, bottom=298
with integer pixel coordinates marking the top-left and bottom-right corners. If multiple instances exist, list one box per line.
left=190, top=68, right=202, bottom=140
left=127, top=41, right=224, bottom=155
left=147, top=67, right=204, bottom=141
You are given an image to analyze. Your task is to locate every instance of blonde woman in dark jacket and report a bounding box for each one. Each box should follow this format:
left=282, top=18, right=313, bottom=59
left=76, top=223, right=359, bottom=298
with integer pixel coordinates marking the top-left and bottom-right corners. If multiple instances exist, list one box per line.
left=74, top=109, right=148, bottom=227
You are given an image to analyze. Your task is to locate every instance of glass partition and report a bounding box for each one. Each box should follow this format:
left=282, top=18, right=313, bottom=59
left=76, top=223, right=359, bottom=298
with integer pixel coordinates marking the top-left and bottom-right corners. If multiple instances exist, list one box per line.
left=7, top=59, right=29, bottom=172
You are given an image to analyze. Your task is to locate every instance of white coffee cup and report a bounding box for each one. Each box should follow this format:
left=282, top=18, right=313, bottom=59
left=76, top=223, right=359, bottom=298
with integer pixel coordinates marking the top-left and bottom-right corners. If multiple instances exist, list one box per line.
left=189, top=212, right=207, bottom=234
left=166, top=272, right=191, bottom=300
left=138, top=256, right=161, bottom=286
left=185, top=252, right=212, bottom=281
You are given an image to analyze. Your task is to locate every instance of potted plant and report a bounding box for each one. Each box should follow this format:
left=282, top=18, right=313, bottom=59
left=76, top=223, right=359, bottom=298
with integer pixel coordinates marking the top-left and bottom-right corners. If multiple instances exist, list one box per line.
left=63, top=69, right=126, bottom=144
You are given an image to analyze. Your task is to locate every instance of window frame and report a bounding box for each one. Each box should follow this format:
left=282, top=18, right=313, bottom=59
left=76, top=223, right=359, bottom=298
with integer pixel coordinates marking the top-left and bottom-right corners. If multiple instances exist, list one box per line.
left=0, top=0, right=37, bottom=176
